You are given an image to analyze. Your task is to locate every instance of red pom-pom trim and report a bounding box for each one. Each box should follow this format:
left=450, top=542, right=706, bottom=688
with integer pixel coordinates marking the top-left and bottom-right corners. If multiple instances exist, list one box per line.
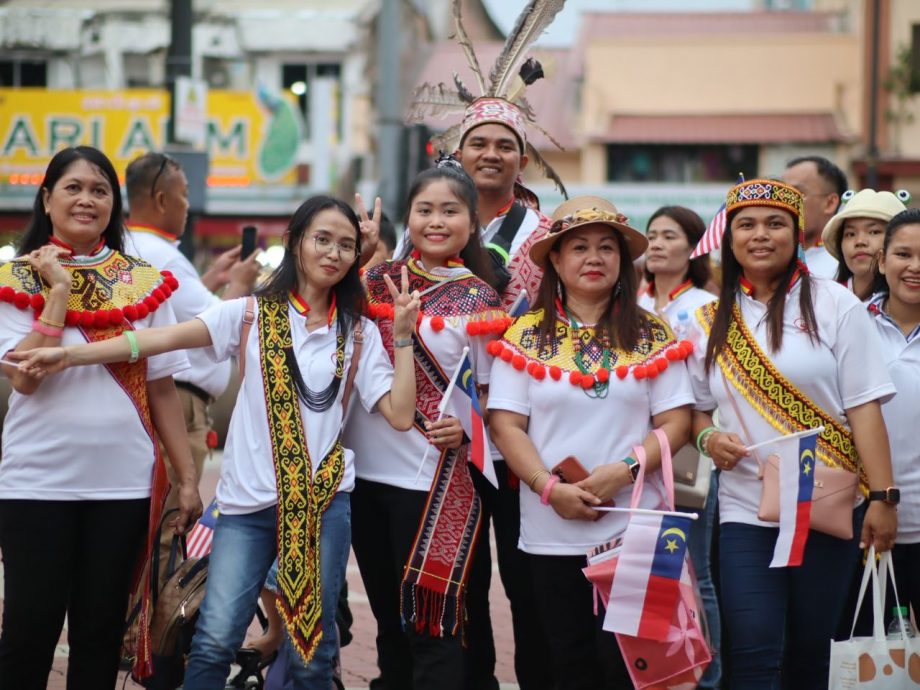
left=549, top=365, right=562, bottom=381
left=65, top=310, right=80, bottom=326
left=124, top=305, right=138, bottom=321
left=152, top=288, right=165, bottom=303
left=13, top=292, right=30, bottom=310
left=30, top=293, right=45, bottom=310
left=596, top=367, right=610, bottom=383
left=94, top=310, right=109, bottom=328
left=569, top=371, right=584, bottom=386
left=109, top=308, right=124, bottom=325
left=634, top=365, right=648, bottom=380
left=680, top=340, right=694, bottom=357
left=532, top=365, right=546, bottom=381
left=466, top=320, right=480, bottom=336
left=500, top=349, right=514, bottom=363
left=486, top=340, right=503, bottom=357
left=0, top=286, right=15, bottom=302
left=665, top=347, right=680, bottom=361
left=512, top=355, right=527, bottom=371
left=144, top=296, right=158, bottom=312
left=580, top=375, right=595, bottom=389
left=79, top=312, right=95, bottom=328
left=430, top=316, right=445, bottom=332
left=136, top=303, right=149, bottom=319
left=656, top=358, right=668, bottom=372
left=616, top=365, right=629, bottom=380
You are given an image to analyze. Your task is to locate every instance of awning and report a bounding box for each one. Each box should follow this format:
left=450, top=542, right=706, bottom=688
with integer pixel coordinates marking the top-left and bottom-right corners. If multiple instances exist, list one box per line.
left=596, top=114, right=850, bottom=144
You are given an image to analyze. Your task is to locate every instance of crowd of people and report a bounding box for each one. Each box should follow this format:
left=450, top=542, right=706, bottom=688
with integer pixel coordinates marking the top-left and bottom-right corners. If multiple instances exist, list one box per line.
left=1, top=6, right=919, bottom=690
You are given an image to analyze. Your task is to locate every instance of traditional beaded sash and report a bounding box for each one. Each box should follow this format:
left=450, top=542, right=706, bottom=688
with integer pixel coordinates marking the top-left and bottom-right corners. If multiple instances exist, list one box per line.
left=698, top=301, right=866, bottom=494
left=257, top=295, right=345, bottom=662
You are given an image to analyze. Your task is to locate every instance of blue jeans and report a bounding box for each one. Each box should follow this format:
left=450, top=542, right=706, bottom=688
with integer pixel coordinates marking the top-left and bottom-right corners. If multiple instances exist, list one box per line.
left=677, top=471, right=721, bottom=689
left=719, top=513, right=861, bottom=690
left=183, top=493, right=351, bottom=690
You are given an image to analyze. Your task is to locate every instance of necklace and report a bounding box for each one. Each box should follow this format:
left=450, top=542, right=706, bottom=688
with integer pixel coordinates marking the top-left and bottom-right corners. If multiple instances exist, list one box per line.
left=564, top=305, right=611, bottom=399
left=286, top=291, right=347, bottom=412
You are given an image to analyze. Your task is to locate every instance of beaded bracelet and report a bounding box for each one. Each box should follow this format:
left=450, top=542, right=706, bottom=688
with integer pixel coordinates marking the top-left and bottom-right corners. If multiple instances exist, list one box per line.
left=124, top=330, right=140, bottom=364
left=696, top=426, right=718, bottom=457
left=540, top=474, right=559, bottom=505
left=32, top=319, right=63, bottom=338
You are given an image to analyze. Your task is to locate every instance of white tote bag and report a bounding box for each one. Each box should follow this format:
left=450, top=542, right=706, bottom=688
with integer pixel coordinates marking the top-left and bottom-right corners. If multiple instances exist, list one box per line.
left=829, top=547, right=920, bottom=688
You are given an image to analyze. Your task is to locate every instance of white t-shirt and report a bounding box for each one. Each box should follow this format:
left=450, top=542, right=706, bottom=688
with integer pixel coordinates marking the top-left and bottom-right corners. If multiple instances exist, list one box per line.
left=868, top=295, right=920, bottom=543
left=687, top=278, right=896, bottom=527
left=637, top=283, right=717, bottom=326
left=126, top=228, right=231, bottom=399
left=805, top=245, right=839, bottom=280
left=198, top=298, right=393, bottom=514
left=345, top=305, right=495, bottom=492
left=0, top=300, right=188, bottom=500
left=488, top=329, right=695, bottom=556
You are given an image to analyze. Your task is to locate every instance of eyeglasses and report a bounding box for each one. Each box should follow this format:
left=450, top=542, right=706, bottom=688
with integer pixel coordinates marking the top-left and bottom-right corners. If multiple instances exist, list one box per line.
left=149, top=154, right=174, bottom=198
left=312, top=234, right=358, bottom=261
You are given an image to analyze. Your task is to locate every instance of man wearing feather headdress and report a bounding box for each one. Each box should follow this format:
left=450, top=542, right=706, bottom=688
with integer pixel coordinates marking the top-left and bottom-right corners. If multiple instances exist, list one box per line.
left=407, top=2, right=568, bottom=690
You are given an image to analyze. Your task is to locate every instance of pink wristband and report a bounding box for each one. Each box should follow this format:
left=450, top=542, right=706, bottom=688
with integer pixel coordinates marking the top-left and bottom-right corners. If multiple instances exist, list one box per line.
left=32, top=319, right=63, bottom=338
left=540, top=474, right=559, bottom=505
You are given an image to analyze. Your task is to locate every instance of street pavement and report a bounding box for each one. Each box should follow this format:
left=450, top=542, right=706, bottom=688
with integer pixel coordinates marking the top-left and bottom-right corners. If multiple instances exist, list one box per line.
left=0, top=451, right=521, bottom=689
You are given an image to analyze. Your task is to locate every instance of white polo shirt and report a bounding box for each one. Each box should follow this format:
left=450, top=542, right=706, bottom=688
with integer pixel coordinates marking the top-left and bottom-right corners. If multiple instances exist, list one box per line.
left=868, top=294, right=920, bottom=543
left=0, top=299, right=188, bottom=500
left=126, top=228, right=231, bottom=399
left=687, top=278, right=895, bottom=527
left=488, top=333, right=695, bottom=556
left=198, top=298, right=393, bottom=514
left=805, top=245, right=839, bottom=280
left=638, top=282, right=717, bottom=325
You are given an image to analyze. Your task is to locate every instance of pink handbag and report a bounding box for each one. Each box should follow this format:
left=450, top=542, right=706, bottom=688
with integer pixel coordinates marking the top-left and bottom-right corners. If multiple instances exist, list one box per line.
left=582, top=429, right=712, bottom=689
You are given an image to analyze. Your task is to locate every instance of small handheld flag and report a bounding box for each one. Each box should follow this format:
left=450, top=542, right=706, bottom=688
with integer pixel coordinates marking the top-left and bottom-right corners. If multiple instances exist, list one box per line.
left=444, top=352, right=496, bottom=487
left=769, top=428, right=821, bottom=568
left=186, top=498, right=219, bottom=558
left=690, top=173, right=744, bottom=259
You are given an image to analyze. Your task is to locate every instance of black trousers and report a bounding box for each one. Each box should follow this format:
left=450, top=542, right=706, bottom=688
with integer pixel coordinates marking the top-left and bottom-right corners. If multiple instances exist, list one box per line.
left=529, top=553, right=634, bottom=690
left=0, top=498, right=149, bottom=690
left=465, top=460, right=555, bottom=690
left=351, top=478, right=467, bottom=690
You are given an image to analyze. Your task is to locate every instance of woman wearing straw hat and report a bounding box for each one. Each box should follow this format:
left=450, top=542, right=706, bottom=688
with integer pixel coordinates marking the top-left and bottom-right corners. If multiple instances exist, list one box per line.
left=688, top=178, right=898, bottom=688
left=488, top=195, right=694, bottom=688
left=822, top=189, right=909, bottom=301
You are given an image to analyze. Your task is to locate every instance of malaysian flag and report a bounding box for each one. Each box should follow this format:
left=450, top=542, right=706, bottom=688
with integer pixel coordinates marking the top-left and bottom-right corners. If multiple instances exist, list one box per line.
left=186, top=498, right=219, bottom=558
left=690, top=173, right=744, bottom=259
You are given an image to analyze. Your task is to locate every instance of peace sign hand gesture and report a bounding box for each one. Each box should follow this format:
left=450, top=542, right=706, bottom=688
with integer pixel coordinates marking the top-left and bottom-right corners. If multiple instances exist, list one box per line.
left=383, top=265, right=420, bottom=342
left=355, top=193, right=382, bottom=266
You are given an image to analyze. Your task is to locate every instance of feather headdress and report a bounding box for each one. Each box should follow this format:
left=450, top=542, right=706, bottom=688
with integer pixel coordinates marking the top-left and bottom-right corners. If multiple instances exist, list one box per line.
left=407, top=0, right=568, bottom=204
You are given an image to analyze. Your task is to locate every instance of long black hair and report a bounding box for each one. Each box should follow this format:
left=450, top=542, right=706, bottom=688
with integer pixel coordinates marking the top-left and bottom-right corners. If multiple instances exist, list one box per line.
left=535, top=228, right=649, bottom=353
left=19, top=146, right=125, bottom=254
left=398, top=165, right=498, bottom=289
left=871, top=208, right=920, bottom=295
left=643, top=205, right=712, bottom=288
left=704, top=208, right=819, bottom=372
left=257, top=195, right=366, bottom=338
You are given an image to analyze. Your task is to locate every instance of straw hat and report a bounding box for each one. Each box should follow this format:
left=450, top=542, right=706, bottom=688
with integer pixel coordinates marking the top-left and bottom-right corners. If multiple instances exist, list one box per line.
left=821, top=189, right=910, bottom=260
left=529, top=195, right=648, bottom=267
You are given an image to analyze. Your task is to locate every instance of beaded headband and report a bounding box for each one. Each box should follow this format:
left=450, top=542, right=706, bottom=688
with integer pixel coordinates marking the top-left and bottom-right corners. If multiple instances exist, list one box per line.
left=726, top=179, right=805, bottom=231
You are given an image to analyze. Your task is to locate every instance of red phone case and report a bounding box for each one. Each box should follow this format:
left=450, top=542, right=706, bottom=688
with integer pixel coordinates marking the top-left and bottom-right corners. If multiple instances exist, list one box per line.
left=550, top=456, right=615, bottom=507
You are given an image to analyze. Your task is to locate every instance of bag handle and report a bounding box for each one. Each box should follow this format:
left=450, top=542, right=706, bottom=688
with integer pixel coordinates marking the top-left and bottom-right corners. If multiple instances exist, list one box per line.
left=628, top=428, right=675, bottom=511
left=849, top=546, right=889, bottom=642
left=877, top=551, right=910, bottom=640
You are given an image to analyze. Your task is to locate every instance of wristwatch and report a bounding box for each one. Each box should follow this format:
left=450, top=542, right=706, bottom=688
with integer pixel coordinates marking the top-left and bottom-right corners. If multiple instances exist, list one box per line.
left=867, top=487, right=900, bottom=505
left=622, top=456, right=640, bottom=484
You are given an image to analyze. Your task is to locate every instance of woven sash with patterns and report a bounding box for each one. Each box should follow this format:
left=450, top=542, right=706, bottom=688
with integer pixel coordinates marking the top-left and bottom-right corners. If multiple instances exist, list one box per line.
left=256, top=295, right=345, bottom=663
left=698, top=301, right=866, bottom=494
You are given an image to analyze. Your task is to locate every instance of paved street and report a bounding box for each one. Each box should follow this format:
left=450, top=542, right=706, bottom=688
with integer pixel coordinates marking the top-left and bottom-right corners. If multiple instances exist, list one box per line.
left=0, top=451, right=520, bottom=689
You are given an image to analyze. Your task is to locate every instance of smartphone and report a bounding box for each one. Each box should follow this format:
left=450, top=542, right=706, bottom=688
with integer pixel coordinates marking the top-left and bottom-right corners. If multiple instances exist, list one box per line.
left=241, top=225, right=258, bottom=260
left=551, top=456, right=615, bottom=507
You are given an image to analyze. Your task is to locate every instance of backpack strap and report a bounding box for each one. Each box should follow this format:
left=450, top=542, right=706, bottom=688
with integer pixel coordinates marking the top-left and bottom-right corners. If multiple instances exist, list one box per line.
left=485, top=201, right=527, bottom=265
left=340, top=322, right=363, bottom=416
left=239, top=295, right=256, bottom=380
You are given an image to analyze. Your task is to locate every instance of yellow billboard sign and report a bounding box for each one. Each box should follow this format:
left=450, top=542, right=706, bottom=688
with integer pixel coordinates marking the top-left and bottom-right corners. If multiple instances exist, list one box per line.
left=0, top=88, right=303, bottom=186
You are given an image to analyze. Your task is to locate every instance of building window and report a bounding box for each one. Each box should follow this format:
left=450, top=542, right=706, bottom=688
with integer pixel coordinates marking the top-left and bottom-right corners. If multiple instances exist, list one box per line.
left=0, top=59, right=47, bottom=87
left=605, top=144, right=759, bottom=183
left=281, top=62, right=342, bottom=141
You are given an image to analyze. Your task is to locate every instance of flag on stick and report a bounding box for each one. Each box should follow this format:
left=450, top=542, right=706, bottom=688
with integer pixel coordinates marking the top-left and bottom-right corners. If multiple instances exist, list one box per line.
left=769, top=429, right=820, bottom=568
left=604, top=512, right=693, bottom=640
left=186, top=498, right=219, bottom=558
left=690, top=173, right=744, bottom=258
left=444, top=351, right=497, bottom=487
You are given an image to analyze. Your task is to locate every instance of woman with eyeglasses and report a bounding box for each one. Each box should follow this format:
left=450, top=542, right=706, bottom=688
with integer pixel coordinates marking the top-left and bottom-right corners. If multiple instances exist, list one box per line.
left=13, top=194, right=421, bottom=689
left=344, top=160, right=506, bottom=690
left=0, top=146, right=202, bottom=689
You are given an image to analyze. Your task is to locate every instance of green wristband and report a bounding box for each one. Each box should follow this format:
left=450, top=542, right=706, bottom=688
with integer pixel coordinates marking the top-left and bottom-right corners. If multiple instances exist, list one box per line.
left=696, top=426, right=718, bottom=456
left=124, top=330, right=140, bottom=364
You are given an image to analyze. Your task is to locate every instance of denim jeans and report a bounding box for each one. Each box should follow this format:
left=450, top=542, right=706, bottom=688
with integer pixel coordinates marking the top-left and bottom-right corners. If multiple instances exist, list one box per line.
left=719, top=514, right=861, bottom=690
left=677, top=471, right=721, bottom=689
left=183, top=492, right=351, bottom=690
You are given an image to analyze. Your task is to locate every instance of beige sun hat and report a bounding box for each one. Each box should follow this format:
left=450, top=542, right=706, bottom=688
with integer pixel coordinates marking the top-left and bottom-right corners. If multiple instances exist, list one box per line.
left=529, top=195, right=649, bottom=267
left=821, top=189, right=910, bottom=260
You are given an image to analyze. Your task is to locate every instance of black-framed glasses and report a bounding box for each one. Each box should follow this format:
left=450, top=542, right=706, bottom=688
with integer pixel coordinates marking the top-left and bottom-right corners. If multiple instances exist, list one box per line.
left=149, top=154, right=174, bottom=198
left=312, top=234, right=358, bottom=261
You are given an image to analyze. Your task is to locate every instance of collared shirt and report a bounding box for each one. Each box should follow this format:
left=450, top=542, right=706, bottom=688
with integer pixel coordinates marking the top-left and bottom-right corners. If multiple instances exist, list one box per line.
left=687, top=278, right=895, bottom=527
left=805, top=244, right=839, bottom=280
left=638, top=280, right=717, bottom=326
left=867, top=292, right=920, bottom=542
left=126, top=227, right=232, bottom=399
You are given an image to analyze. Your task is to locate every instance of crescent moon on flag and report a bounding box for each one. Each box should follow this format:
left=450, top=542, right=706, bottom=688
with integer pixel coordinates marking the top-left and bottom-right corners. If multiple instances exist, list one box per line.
left=462, top=369, right=473, bottom=389
left=661, top=527, right=687, bottom=542
left=800, top=449, right=815, bottom=463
